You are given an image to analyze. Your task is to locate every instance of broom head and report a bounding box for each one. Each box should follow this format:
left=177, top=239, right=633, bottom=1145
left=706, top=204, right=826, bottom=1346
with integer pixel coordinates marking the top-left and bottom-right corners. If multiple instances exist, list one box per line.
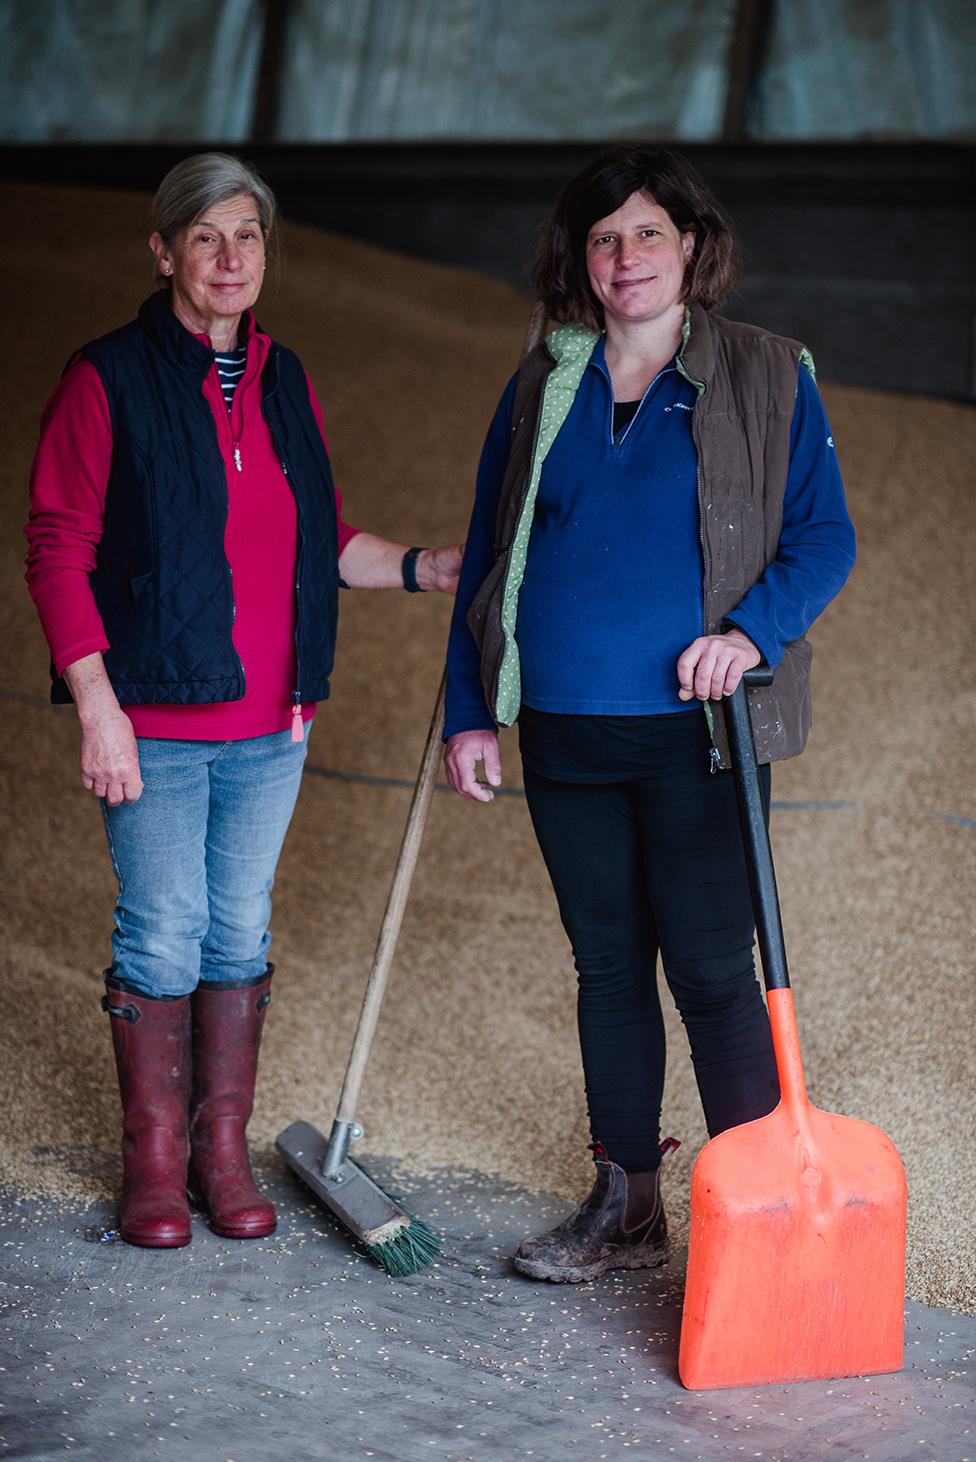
left=277, top=1120, right=441, bottom=1276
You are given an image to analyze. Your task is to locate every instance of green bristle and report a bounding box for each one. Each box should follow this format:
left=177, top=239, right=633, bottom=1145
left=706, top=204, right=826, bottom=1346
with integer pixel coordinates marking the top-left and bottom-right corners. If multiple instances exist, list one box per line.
left=363, top=1214, right=442, bottom=1276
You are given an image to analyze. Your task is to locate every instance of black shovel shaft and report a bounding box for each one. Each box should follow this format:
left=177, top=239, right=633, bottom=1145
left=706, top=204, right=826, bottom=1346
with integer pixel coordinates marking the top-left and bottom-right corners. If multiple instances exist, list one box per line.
left=724, top=668, right=791, bottom=992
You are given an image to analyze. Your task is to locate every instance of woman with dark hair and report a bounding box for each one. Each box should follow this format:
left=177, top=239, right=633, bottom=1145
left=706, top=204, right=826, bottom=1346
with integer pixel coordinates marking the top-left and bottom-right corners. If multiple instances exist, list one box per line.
left=443, top=144, right=855, bottom=1282
left=25, top=152, right=460, bottom=1249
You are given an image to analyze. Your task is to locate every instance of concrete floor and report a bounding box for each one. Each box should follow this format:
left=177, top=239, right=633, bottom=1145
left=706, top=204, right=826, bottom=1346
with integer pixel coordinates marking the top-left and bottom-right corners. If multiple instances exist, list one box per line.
left=2, top=1158, right=972, bottom=1462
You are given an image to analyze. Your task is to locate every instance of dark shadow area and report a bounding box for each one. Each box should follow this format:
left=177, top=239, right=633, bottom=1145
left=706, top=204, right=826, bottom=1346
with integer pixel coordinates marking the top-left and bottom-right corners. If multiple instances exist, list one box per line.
left=2, top=140, right=974, bottom=399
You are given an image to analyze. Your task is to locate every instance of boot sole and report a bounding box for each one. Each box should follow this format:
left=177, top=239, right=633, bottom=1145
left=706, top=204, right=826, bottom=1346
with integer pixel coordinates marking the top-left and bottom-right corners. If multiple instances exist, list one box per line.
left=120, top=1224, right=192, bottom=1249
left=187, top=1186, right=276, bottom=1240
left=207, top=1216, right=277, bottom=1240
left=513, top=1240, right=670, bottom=1284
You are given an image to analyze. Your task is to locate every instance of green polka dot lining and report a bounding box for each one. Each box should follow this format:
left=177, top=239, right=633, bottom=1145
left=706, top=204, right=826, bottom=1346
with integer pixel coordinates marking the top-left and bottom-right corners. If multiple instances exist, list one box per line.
left=493, top=325, right=599, bottom=726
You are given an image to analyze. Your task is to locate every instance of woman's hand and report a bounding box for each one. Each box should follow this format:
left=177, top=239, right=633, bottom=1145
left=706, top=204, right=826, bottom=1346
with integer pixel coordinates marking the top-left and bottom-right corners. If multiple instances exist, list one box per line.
left=79, top=709, right=143, bottom=806
left=337, top=535, right=464, bottom=593
left=63, top=652, right=143, bottom=805
left=417, top=544, right=464, bottom=595
left=676, top=627, right=761, bottom=702
left=444, top=730, right=502, bottom=802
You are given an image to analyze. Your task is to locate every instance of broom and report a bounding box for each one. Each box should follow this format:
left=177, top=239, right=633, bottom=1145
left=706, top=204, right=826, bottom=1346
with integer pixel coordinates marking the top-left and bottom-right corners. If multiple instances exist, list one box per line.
left=277, top=296, right=550, bottom=1276
left=276, top=671, right=447, bottom=1274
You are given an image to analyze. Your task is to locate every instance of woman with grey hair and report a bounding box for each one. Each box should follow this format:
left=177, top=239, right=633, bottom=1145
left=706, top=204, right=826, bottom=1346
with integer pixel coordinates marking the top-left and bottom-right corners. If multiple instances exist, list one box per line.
left=25, top=152, right=461, bottom=1249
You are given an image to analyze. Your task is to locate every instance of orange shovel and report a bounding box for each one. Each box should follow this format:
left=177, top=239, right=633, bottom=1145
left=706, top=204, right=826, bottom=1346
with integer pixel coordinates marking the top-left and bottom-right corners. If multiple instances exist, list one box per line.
left=678, top=667, right=907, bottom=1390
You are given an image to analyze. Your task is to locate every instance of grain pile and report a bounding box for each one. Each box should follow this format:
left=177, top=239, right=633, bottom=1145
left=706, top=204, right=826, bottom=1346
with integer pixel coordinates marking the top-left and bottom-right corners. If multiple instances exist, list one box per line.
left=0, top=182, right=973, bottom=1312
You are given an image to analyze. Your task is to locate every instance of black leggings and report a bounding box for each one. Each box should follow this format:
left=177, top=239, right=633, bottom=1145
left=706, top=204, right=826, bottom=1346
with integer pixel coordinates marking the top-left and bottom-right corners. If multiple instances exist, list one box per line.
left=521, top=713, right=779, bottom=1171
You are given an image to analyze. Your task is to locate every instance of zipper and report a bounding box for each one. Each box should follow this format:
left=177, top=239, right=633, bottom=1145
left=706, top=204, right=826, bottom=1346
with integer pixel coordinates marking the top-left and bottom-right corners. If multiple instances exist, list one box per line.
left=229, top=349, right=246, bottom=471
left=205, top=346, right=249, bottom=696
left=267, top=419, right=305, bottom=738
left=225, top=356, right=246, bottom=689
left=258, top=351, right=306, bottom=733
left=287, top=462, right=304, bottom=738
left=493, top=376, right=547, bottom=714
left=677, top=346, right=717, bottom=771
left=608, top=362, right=675, bottom=447
left=291, top=502, right=303, bottom=742
left=211, top=345, right=246, bottom=470
left=693, top=435, right=720, bottom=774
left=227, top=566, right=246, bottom=695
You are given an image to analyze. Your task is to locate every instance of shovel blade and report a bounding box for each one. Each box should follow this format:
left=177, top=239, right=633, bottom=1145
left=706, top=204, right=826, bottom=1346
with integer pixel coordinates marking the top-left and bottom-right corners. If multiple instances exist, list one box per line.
left=678, top=1100, right=906, bottom=1390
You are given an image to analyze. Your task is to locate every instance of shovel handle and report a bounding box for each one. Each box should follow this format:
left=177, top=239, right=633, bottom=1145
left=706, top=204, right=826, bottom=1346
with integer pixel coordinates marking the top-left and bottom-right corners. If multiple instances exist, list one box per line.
left=725, top=667, right=790, bottom=993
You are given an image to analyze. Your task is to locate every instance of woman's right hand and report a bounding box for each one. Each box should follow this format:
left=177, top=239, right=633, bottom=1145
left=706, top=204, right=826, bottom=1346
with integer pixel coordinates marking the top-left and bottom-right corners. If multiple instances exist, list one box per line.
left=79, top=708, right=143, bottom=805
left=444, top=730, right=502, bottom=802
left=63, top=652, right=143, bottom=805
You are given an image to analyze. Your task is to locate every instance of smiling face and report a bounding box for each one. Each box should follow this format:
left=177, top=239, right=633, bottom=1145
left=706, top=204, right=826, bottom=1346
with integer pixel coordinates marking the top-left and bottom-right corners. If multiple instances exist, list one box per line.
left=150, top=191, right=266, bottom=343
left=585, top=189, right=695, bottom=331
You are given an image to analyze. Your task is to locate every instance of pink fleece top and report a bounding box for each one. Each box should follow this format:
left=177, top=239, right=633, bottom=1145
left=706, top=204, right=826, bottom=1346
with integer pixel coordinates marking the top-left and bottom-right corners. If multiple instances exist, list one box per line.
left=25, top=318, right=359, bottom=740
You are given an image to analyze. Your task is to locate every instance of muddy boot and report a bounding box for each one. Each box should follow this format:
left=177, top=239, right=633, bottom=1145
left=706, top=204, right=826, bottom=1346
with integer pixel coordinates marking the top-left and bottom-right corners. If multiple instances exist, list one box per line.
left=103, top=983, right=193, bottom=1248
left=513, top=1149, right=670, bottom=1283
left=187, top=969, right=276, bottom=1239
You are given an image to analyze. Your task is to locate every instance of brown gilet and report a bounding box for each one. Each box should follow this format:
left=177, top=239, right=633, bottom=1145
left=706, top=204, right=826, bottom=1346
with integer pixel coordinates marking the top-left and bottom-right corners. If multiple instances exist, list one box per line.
left=466, top=302, right=814, bottom=767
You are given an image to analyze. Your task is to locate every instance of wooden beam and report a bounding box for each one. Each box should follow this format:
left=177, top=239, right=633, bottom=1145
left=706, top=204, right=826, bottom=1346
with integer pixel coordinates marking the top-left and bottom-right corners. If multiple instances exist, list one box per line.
left=251, top=0, right=290, bottom=144
left=722, top=0, right=775, bottom=142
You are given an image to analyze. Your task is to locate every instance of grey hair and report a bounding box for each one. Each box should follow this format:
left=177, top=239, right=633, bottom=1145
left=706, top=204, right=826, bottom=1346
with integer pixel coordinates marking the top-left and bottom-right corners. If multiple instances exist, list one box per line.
left=150, top=152, right=279, bottom=287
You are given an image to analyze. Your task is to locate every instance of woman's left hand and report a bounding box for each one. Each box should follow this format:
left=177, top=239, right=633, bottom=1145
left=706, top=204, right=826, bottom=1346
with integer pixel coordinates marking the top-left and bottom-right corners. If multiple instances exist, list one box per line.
left=676, top=627, right=761, bottom=702
left=337, top=535, right=464, bottom=592
left=417, top=544, right=464, bottom=595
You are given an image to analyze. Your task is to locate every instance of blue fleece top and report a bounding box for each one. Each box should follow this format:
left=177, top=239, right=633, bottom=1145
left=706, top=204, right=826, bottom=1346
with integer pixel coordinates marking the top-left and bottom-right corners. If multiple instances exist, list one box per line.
left=445, top=337, right=855, bottom=739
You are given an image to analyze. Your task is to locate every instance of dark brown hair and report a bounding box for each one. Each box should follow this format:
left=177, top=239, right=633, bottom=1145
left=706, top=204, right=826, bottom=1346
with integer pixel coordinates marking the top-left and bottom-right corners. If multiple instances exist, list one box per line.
left=532, top=144, right=741, bottom=327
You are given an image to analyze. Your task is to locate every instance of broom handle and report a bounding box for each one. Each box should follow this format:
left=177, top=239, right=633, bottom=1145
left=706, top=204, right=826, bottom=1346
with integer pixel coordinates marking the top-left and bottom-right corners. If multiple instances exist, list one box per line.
left=323, top=302, right=549, bottom=1176
left=331, top=669, right=447, bottom=1137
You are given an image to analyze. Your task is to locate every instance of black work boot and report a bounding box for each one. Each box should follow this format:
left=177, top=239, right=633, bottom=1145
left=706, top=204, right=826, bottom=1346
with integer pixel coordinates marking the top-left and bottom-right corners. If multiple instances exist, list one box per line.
left=513, top=1146, right=671, bottom=1283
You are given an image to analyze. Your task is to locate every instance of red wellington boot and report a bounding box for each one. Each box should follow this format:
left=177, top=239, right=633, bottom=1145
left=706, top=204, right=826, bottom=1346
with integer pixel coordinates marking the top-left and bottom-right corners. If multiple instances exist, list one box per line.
left=187, top=969, right=276, bottom=1239
left=103, top=984, right=193, bottom=1248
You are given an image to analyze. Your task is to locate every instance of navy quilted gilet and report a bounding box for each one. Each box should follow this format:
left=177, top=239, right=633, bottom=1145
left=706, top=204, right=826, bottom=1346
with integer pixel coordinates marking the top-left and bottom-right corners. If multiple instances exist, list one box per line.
left=52, top=292, right=339, bottom=707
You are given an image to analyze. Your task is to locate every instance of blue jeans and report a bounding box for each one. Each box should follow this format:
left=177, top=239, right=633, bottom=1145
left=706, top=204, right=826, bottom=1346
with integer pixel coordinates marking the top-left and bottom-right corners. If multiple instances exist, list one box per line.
left=101, top=727, right=310, bottom=999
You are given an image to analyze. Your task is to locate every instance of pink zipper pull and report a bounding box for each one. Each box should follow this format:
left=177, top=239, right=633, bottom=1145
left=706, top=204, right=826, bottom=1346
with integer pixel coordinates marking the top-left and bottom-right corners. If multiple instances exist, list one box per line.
left=291, top=699, right=304, bottom=742
left=233, top=444, right=242, bottom=473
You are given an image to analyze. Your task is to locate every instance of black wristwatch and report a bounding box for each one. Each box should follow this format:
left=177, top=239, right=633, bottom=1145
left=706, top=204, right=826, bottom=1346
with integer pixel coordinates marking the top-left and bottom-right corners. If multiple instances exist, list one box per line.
left=402, top=546, right=427, bottom=592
